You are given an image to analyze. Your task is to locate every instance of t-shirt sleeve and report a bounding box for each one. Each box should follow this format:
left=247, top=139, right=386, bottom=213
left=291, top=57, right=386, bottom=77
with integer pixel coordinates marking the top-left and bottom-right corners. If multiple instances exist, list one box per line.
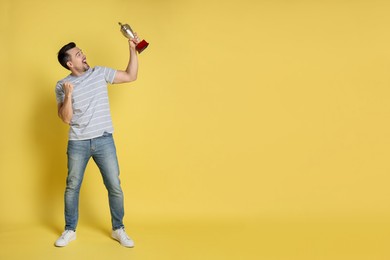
left=102, top=67, right=117, bottom=84
left=55, top=82, right=65, bottom=104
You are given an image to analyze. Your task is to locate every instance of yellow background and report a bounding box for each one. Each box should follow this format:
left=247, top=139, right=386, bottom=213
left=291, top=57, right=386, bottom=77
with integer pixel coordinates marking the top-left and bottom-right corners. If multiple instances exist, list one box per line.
left=1, top=0, right=390, bottom=259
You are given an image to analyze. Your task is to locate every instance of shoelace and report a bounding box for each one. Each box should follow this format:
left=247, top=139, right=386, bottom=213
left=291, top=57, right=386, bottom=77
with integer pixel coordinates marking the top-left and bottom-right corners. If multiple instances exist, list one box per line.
left=118, top=229, right=130, bottom=241
left=61, top=230, right=74, bottom=239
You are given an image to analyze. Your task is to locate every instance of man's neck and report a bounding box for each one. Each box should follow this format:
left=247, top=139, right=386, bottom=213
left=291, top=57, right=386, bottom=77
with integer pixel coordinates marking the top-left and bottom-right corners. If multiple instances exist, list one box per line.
left=70, top=68, right=88, bottom=77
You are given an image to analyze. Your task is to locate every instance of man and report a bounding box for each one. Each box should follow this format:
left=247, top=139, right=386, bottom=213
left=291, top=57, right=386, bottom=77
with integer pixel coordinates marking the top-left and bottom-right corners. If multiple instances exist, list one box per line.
left=54, top=33, right=140, bottom=248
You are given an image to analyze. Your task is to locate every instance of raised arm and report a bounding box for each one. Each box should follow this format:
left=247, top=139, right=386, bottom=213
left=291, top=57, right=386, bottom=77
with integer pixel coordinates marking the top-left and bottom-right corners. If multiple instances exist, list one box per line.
left=113, top=34, right=139, bottom=84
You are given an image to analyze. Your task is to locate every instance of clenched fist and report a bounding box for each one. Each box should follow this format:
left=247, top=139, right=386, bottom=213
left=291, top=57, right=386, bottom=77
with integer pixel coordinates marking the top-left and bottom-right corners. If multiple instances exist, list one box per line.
left=63, top=82, right=74, bottom=96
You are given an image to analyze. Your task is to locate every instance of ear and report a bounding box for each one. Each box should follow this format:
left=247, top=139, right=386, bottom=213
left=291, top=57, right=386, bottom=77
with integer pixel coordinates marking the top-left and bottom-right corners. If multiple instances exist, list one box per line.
left=67, top=61, right=73, bottom=68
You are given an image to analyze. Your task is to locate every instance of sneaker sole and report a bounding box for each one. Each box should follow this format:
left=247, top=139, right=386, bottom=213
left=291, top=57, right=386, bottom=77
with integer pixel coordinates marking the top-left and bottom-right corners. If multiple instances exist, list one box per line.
left=55, top=235, right=76, bottom=247
left=111, top=235, right=134, bottom=248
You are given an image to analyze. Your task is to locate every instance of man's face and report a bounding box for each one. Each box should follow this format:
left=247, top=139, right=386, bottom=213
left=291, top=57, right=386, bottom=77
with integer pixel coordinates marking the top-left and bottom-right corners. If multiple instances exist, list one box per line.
left=67, top=47, right=90, bottom=73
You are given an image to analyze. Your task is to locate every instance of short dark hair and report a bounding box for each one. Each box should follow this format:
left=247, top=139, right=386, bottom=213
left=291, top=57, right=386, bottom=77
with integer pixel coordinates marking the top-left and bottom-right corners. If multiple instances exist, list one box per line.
left=57, top=42, right=76, bottom=70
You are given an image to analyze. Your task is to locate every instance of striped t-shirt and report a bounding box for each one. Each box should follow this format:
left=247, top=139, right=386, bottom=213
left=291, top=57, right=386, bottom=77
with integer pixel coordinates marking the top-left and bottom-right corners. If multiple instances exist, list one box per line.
left=55, top=66, right=117, bottom=140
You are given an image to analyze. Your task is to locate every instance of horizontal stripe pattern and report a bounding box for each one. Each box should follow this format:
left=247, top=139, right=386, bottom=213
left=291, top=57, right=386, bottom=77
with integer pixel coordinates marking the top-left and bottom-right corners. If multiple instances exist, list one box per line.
left=55, top=66, right=117, bottom=140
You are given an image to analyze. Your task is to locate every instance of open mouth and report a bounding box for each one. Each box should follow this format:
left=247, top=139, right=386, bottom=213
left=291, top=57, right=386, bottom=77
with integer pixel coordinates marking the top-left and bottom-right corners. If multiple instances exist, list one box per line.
left=82, top=59, right=89, bottom=68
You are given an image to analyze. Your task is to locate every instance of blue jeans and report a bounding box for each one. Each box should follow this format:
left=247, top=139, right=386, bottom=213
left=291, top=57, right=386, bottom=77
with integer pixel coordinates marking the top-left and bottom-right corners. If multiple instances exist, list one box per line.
left=64, top=132, right=124, bottom=231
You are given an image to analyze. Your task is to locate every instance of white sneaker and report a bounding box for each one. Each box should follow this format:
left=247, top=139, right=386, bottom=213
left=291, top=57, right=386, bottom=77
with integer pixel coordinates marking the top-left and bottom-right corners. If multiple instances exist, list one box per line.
left=55, top=230, right=76, bottom=247
left=112, top=228, right=134, bottom=247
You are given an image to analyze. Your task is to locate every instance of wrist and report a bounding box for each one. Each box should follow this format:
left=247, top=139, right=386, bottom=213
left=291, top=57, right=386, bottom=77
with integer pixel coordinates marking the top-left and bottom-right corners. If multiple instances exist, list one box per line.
left=130, top=47, right=137, bottom=55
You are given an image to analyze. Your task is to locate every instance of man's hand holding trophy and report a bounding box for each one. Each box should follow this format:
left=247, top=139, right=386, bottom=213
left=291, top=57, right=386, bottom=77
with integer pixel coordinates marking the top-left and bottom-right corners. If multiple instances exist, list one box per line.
left=118, top=22, right=149, bottom=53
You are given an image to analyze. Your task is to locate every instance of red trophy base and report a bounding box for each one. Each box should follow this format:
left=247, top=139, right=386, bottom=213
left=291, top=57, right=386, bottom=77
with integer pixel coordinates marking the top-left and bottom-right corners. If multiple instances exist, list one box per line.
left=136, top=39, right=149, bottom=53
